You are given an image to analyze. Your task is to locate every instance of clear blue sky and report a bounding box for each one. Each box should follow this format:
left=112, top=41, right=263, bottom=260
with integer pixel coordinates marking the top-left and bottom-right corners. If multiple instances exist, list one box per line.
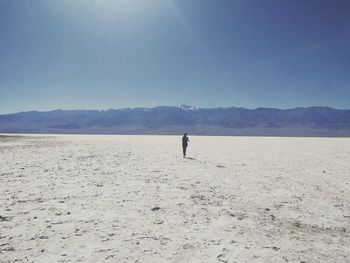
left=0, top=0, right=349, bottom=113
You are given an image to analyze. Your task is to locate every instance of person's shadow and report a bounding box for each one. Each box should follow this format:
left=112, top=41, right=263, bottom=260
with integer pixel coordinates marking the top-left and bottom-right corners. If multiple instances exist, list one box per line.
left=185, top=157, right=196, bottom=160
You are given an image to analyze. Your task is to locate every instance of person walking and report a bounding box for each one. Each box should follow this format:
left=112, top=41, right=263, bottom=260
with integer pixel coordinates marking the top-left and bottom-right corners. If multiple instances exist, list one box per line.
left=182, top=133, right=190, bottom=158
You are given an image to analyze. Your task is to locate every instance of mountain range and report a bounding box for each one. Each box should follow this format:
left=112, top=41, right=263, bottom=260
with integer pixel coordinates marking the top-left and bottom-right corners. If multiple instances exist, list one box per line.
left=1, top=105, right=350, bottom=136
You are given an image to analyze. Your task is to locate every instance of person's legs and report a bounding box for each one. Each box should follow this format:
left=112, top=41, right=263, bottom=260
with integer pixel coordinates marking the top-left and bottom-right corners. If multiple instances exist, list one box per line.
left=183, top=146, right=186, bottom=157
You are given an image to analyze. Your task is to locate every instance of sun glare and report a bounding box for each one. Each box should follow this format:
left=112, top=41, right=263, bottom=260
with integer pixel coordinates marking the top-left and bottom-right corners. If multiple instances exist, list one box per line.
left=93, top=0, right=163, bottom=22
left=50, top=0, right=161, bottom=24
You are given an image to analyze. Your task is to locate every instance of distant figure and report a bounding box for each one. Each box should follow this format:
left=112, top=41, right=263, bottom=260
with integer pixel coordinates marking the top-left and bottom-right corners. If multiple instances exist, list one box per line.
left=182, top=133, right=190, bottom=158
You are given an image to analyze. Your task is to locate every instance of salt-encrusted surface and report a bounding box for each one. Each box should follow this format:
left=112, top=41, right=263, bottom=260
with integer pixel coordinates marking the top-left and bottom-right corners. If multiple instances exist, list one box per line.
left=0, top=135, right=349, bottom=262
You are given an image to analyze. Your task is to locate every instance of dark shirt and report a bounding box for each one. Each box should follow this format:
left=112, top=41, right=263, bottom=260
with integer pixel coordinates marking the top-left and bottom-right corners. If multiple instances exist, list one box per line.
left=182, top=135, right=189, bottom=147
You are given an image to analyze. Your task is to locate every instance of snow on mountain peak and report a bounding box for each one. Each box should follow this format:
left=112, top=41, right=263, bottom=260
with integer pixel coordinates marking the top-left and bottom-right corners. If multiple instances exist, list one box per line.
left=178, top=104, right=198, bottom=111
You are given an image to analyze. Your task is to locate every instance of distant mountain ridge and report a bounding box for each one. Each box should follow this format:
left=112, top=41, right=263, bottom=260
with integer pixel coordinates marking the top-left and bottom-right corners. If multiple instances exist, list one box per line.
left=1, top=105, right=350, bottom=136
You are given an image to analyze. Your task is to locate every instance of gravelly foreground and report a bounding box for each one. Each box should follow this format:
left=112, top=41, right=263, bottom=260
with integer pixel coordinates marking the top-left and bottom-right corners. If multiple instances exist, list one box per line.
left=0, top=135, right=349, bottom=262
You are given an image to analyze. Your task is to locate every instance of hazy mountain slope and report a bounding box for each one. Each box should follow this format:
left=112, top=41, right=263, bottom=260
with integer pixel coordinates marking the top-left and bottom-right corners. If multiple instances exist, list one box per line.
left=0, top=106, right=350, bottom=136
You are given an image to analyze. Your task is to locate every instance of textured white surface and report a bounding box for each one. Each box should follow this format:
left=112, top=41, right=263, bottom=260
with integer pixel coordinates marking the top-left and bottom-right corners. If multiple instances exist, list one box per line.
left=0, top=135, right=350, bottom=262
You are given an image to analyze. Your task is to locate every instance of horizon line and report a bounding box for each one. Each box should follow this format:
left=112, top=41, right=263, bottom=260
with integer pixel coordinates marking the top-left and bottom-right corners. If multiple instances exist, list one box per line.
left=1, top=104, right=350, bottom=115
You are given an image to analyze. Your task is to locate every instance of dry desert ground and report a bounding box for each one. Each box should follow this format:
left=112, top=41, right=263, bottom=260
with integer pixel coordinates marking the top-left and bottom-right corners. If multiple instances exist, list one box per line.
left=0, top=135, right=349, bottom=262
